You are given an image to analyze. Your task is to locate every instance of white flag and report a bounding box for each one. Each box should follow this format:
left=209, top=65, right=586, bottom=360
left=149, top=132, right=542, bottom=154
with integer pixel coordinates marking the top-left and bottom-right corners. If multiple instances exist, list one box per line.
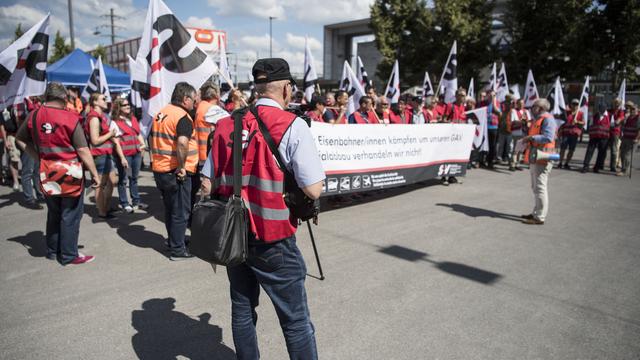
left=523, top=69, right=539, bottom=108
left=509, top=84, right=520, bottom=100
left=303, top=36, right=318, bottom=102
left=384, top=60, right=400, bottom=104
left=0, top=14, right=49, bottom=110
left=128, top=55, right=153, bottom=129
left=135, top=0, right=218, bottom=135
left=466, top=106, right=489, bottom=152
left=468, top=77, right=475, bottom=99
left=547, top=76, right=566, bottom=116
left=579, top=76, right=590, bottom=129
left=488, top=62, right=497, bottom=91
left=438, top=41, right=457, bottom=104
left=356, top=56, right=369, bottom=88
left=422, top=71, right=434, bottom=97
left=81, top=56, right=111, bottom=102
left=338, top=61, right=365, bottom=117
left=617, top=78, right=626, bottom=109
left=496, top=63, right=509, bottom=102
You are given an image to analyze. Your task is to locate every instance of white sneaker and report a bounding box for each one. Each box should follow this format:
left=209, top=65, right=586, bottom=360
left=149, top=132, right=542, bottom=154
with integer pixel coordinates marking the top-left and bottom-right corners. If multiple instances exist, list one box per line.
left=123, top=205, right=134, bottom=213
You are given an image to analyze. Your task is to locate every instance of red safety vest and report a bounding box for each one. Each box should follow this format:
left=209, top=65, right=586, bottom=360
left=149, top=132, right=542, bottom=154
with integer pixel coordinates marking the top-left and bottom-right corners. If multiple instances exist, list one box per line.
left=445, top=103, right=467, bottom=124
left=589, top=112, right=611, bottom=139
left=211, top=106, right=298, bottom=243
left=622, top=114, right=639, bottom=140
left=524, top=113, right=555, bottom=165
left=560, top=111, right=583, bottom=137
left=84, top=110, right=113, bottom=156
left=351, top=110, right=378, bottom=124
left=305, top=110, right=324, bottom=122
left=512, top=109, right=529, bottom=131
left=424, top=108, right=438, bottom=123
left=610, top=109, right=625, bottom=137
left=27, top=106, right=80, bottom=161
left=115, top=116, right=141, bottom=156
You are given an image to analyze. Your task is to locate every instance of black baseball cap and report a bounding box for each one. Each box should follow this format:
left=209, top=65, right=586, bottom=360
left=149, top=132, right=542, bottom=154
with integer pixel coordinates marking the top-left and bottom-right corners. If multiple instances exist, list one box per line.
left=252, top=58, right=296, bottom=85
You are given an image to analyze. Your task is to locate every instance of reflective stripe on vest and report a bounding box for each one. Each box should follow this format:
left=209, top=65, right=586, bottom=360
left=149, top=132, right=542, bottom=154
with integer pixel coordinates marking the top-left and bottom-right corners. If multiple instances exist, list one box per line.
left=589, top=114, right=610, bottom=138
left=150, top=104, right=199, bottom=173
left=28, top=106, right=80, bottom=161
left=247, top=201, right=291, bottom=221
left=214, top=174, right=284, bottom=193
left=40, top=146, right=76, bottom=154
left=85, top=110, right=113, bottom=156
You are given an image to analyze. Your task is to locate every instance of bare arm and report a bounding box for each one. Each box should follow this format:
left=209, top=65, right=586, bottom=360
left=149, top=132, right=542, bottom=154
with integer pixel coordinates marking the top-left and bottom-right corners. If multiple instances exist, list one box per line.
left=302, top=180, right=324, bottom=200
left=200, top=176, right=211, bottom=199
left=175, top=135, right=189, bottom=175
left=89, top=117, right=114, bottom=145
left=137, top=134, right=147, bottom=151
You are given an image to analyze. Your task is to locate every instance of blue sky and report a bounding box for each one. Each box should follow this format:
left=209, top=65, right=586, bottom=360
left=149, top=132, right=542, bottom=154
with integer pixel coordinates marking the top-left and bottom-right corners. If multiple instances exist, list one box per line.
left=0, top=0, right=374, bottom=79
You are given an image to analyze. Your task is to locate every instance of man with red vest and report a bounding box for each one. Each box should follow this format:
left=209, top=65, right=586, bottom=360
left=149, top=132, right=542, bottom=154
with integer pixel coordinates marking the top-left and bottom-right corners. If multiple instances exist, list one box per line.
left=608, top=98, right=625, bottom=171
left=558, top=99, right=585, bottom=169
left=521, top=99, right=557, bottom=225
left=375, top=97, right=398, bottom=124
left=202, top=58, right=324, bottom=359
left=16, top=82, right=101, bottom=265
left=582, top=109, right=611, bottom=173
left=150, top=82, right=200, bottom=260
left=618, top=101, right=640, bottom=176
left=348, top=95, right=379, bottom=124
left=192, top=81, right=230, bottom=218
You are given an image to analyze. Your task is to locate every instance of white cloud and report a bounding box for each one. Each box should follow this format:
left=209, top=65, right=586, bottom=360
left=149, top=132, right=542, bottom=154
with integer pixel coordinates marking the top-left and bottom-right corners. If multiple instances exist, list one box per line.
left=238, top=34, right=277, bottom=52
left=285, top=33, right=321, bottom=51
left=208, top=0, right=285, bottom=19
left=184, top=16, right=215, bottom=29
left=207, top=0, right=372, bottom=24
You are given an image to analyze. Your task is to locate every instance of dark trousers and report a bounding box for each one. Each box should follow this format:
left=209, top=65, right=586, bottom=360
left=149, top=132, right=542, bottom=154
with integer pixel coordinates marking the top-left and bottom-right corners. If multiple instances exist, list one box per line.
left=227, top=235, right=318, bottom=360
left=154, top=172, right=191, bottom=255
left=45, top=188, right=84, bottom=264
left=487, top=129, right=498, bottom=166
left=115, top=153, right=142, bottom=207
left=583, top=138, right=608, bottom=170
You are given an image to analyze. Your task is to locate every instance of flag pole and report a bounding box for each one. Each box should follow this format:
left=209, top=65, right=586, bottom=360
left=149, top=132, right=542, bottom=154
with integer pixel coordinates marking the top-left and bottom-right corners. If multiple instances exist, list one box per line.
left=435, top=42, right=454, bottom=98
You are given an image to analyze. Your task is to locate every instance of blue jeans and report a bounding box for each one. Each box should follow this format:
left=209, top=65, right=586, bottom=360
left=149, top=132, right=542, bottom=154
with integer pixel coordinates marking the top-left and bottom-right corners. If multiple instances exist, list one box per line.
left=116, top=153, right=142, bottom=207
left=45, top=188, right=84, bottom=264
left=227, top=235, right=317, bottom=360
left=153, top=172, right=191, bottom=255
left=21, top=151, right=43, bottom=202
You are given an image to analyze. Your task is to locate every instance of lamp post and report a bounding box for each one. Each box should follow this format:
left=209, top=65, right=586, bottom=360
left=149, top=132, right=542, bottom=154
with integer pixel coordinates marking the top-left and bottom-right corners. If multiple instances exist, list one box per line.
left=67, top=0, right=75, bottom=48
left=269, top=16, right=276, bottom=58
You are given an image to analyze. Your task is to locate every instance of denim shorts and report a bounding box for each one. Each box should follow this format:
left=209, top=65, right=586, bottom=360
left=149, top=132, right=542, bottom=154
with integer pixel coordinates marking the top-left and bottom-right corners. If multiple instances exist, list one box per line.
left=94, top=154, right=114, bottom=175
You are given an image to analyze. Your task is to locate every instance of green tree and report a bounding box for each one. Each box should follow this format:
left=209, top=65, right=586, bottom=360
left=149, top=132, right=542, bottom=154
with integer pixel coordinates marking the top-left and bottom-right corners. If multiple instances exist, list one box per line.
left=48, top=30, right=72, bottom=64
left=14, top=23, right=24, bottom=40
left=370, top=0, right=493, bottom=89
left=592, top=0, right=640, bottom=86
left=502, top=0, right=601, bottom=85
left=91, top=45, right=107, bottom=63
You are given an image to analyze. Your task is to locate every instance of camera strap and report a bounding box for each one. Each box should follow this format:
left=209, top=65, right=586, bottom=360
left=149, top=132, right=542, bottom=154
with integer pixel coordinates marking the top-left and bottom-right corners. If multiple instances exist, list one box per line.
left=231, top=108, right=245, bottom=198
left=248, top=106, right=296, bottom=184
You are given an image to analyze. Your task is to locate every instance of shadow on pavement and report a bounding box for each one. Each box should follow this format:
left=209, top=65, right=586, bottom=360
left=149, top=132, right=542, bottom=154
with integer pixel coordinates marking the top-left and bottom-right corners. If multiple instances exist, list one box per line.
left=377, top=244, right=502, bottom=285
left=6, top=230, right=47, bottom=258
left=435, top=203, right=522, bottom=222
left=116, top=224, right=167, bottom=258
left=131, top=297, right=236, bottom=360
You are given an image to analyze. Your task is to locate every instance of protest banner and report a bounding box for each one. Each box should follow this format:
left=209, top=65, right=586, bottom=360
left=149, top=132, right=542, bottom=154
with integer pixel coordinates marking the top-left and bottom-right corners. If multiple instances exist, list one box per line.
left=311, top=123, right=475, bottom=195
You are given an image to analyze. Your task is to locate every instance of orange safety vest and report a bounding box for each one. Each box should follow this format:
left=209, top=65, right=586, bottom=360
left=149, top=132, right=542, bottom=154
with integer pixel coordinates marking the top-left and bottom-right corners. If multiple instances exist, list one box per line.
left=149, top=104, right=199, bottom=173
left=194, top=100, right=216, bottom=164
left=524, top=113, right=555, bottom=165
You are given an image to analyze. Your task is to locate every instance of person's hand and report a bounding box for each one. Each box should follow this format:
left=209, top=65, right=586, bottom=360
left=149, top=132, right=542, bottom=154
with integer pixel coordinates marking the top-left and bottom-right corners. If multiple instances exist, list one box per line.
left=175, top=167, right=187, bottom=179
left=120, top=157, right=129, bottom=169
left=109, top=128, right=117, bottom=138
left=139, top=143, right=147, bottom=151
left=91, top=173, right=102, bottom=188
left=5, top=141, right=13, bottom=150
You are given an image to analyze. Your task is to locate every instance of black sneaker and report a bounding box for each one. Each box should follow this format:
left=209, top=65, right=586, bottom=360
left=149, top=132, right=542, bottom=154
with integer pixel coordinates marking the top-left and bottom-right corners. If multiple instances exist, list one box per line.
left=25, top=201, right=44, bottom=210
left=170, top=251, right=195, bottom=261
left=448, top=177, right=458, bottom=184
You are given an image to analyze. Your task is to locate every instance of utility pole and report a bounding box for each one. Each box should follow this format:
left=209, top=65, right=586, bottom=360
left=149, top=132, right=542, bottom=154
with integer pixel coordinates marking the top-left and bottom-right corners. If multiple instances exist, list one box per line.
left=67, top=0, right=75, bottom=48
left=269, top=16, right=276, bottom=58
left=110, top=8, right=115, bottom=45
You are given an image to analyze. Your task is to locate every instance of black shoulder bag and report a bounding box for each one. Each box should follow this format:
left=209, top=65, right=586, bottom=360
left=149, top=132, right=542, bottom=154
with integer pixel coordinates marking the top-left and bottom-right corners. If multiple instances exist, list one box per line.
left=189, top=109, right=248, bottom=266
left=249, top=106, right=319, bottom=222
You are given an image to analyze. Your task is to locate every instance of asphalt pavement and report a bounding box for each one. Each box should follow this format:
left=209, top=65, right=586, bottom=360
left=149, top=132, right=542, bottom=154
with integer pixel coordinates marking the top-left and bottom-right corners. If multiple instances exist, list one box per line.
left=1, top=142, right=639, bottom=360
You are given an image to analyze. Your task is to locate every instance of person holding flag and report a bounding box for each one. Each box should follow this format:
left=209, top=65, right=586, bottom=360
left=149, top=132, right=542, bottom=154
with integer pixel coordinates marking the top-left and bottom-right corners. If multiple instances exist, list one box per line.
left=582, top=108, right=611, bottom=173
left=558, top=99, right=585, bottom=169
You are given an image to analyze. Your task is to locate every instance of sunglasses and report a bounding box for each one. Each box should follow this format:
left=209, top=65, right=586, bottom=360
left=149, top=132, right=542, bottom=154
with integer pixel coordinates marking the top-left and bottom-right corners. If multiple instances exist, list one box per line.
left=122, top=103, right=130, bottom=106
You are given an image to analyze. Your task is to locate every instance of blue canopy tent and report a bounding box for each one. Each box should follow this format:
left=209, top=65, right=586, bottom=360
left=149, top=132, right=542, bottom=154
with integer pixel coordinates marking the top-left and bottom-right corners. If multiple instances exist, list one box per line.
left=47, top=49, right=130, bottom=92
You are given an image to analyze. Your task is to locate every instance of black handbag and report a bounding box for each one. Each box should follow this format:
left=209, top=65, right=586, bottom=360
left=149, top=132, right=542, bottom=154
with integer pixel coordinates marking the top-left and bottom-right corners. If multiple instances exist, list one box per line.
left=189, top=109, right=248, bottom=266
left=249, top=106, right=320, bottom=222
